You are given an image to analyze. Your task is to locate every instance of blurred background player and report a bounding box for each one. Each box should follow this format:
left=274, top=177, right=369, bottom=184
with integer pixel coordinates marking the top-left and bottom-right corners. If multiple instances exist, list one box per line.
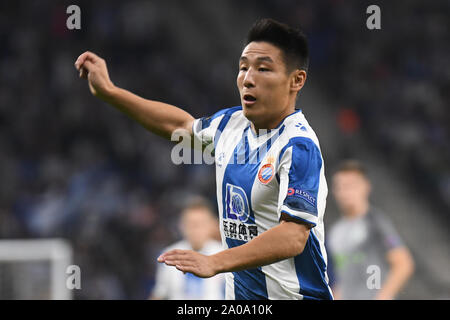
left=328, top=160, right=415, bottom=300
left=150, top=197, right=225, bottom=300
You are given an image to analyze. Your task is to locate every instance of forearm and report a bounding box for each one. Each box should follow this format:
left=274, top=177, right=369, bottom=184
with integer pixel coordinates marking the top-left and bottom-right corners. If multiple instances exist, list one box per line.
left=376, top=248, right=414, bottom=299
left=376, top=266, right=413, bottom=299
left=101, top=85, right=194, bottom=140
left=211, top=221, right=309, bottom=274
left=75, top=51, right=195, bottom=139
left=158, top=221, right=310, bottom=278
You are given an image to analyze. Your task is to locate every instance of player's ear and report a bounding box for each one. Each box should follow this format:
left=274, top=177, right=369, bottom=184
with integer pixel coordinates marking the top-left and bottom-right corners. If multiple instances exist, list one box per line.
left=290, top=69, right=307, bottom=94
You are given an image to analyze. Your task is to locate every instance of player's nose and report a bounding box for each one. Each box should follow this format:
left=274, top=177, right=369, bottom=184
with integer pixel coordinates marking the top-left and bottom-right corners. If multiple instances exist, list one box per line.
left=243, top=69, right=256, bottom=88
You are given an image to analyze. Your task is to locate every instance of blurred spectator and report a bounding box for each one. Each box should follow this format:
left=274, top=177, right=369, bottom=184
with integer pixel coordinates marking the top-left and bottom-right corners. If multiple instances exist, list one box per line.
left=150, top=196, right=225, bottom=300
left=328, top=160, right=415, bottom=300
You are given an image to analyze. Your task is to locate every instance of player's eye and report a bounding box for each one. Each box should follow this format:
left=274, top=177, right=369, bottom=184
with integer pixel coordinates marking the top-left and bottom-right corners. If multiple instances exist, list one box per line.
left=258, top=67, right=270, bottom=72
left=239, top=66, right=248, bottom=71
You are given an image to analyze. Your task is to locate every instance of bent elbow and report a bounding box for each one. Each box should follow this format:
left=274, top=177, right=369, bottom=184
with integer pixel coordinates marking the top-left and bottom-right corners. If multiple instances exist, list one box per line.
left=404, top=253, right=415, bottom=277
left=295, top=238, right=308, bottom=256
left=289, top=232, right=309, bottom=257
left=279, top=219, right=311, bottom=258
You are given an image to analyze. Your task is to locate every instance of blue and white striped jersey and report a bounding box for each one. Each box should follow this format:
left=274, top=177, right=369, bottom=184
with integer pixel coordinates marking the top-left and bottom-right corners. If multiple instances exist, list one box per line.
left=192, top=106, right=333, bottom=300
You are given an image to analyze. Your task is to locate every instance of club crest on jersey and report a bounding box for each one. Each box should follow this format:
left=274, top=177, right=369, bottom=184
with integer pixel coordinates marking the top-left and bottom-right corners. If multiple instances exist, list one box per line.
left=258, top=163, right=275, bottom=184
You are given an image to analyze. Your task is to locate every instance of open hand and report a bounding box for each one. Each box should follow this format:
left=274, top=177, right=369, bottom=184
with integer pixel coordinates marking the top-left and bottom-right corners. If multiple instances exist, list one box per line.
left=157, top=249, right=219, bottom=278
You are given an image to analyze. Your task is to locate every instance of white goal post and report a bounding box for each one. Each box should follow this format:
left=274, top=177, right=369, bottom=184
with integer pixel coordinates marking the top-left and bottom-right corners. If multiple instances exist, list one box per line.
left=0, top=239, right=73, bottom=300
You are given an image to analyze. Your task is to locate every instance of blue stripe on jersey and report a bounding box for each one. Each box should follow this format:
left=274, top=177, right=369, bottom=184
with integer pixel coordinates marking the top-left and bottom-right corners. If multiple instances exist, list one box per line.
left=294, top=231, right=332, bottom=300
left=279, top=137, right=322, bottom=216
left=213, top=106, right=242, bottom=149
left=280, top=209, right=317, bottom=227
left=226, top=238, right=268, bottom=299
left=221, top=124, right=284, bottom=300
left=199, top=105, right=242, bottom=131
left=223, top=125, right=285, bottom=221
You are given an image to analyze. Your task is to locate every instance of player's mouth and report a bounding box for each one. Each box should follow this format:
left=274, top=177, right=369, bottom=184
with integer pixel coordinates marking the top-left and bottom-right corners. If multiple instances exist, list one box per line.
left=243, top=94, right=257, bottom=105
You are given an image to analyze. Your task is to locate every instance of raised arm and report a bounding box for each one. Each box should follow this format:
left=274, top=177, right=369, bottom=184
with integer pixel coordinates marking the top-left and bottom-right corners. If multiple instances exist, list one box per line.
left=74, top=51, right=194, bottom=140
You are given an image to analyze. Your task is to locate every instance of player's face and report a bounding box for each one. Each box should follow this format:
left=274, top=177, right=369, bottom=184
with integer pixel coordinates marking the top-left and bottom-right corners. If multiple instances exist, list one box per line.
left=332, top=171, right=371, bottom=214
left=180, top=208, right=216, bottom=251
left=237, top=41, right=295, bottom=130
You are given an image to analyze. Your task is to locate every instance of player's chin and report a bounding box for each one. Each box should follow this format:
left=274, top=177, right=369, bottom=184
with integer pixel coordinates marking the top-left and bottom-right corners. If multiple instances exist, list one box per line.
left=242, top=102, right=261, bottom=121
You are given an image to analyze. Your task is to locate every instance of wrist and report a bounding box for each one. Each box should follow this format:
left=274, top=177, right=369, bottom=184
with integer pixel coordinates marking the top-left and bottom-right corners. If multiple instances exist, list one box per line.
left=97, top=81, right=118, bottom=102
left=209, top=251, right=226, bottom=275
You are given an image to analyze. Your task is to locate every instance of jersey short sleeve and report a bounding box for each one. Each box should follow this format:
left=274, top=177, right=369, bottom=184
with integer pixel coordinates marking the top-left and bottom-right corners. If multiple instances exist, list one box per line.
left=278, top=137, right=323, bottom=227
left=371, top=210, right=404, bottom=252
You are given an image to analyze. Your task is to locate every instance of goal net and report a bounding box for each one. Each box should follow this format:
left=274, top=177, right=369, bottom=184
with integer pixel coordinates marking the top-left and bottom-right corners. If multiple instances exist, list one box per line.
left=0, top=239, right=73, bottom=300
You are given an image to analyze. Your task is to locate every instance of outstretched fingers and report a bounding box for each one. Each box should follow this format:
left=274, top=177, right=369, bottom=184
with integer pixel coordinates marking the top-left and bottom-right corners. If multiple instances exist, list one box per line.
left=158, top=250, right=199, bottom=272
left=158, top=249, right=193, bottom=264
left=157, top=249, right=214, bottom=278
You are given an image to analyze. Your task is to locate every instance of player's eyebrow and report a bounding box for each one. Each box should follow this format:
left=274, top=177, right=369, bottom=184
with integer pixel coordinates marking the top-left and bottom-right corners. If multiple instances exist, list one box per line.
left=256, top=56, right=274, bottom=63
left=239, top=56, right=274, bottom=63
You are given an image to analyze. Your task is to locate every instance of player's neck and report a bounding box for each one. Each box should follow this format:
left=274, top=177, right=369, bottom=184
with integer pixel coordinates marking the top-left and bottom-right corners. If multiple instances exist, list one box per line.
left=190, top=241, right=205, bottom=252
left=344, top=201, right=369, bottom=219
left=251, top=105, right=297, bottom=133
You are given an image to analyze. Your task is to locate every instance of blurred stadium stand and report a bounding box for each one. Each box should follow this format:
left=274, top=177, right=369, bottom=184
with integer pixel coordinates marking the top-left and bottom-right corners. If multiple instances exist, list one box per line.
left=0, top=0, right=448, bottom=299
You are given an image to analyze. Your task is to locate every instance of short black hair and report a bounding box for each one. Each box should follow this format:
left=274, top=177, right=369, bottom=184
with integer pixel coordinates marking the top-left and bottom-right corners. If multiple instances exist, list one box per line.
left=333, top=160, right=369, bottom=178
left=181, top=195, right=215, bottom=216
left=246, top=18, right=309, bottom=73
